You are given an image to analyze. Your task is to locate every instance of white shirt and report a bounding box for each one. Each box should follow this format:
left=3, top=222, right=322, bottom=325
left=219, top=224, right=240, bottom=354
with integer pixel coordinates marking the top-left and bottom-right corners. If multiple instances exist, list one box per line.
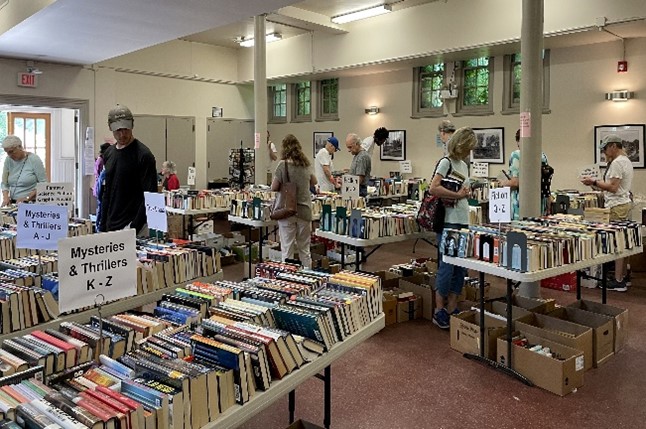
left=361, top=136, right=376, bottom=157
left=315, top=148, right=335, bottom=192
left=604, top=154, right=633, bottom=208
left=267, top=141, right=278, bottom=172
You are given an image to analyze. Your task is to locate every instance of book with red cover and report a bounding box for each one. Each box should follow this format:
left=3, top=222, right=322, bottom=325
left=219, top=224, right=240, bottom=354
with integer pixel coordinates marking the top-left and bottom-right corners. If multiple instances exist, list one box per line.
left=31, top=330, right=78, bottom=368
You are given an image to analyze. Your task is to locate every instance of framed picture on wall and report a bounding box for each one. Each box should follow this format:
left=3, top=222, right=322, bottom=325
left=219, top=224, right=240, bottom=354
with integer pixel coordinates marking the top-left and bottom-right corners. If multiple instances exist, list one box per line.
left=471, top=127, right=505, bottom=164
left=594, top=124, right=645, bottom=168
left=313, top=132, right=334, bottom=157
left=380, top=130, right=406, bottom=161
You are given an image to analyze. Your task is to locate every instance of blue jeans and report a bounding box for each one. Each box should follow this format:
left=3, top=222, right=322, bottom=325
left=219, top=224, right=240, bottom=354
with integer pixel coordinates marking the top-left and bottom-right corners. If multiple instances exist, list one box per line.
left=436, top=223, right=467, bottom=298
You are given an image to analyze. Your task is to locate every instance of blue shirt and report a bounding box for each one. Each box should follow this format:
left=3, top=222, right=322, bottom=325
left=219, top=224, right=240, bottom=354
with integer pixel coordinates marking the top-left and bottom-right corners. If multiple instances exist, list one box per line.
left=1, top=152, right=47, bottom=200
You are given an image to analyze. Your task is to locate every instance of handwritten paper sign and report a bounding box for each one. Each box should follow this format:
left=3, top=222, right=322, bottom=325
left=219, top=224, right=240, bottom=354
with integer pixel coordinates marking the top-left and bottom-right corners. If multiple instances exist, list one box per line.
left=489, top=187, right=511, bottom=223
left=520, top=112, right=531, bottom=138
left=579, top=164, right=601, bottom=181
left=16, top=204, right=68, bottom=250
left=399, top=160, right=413, bottom=174
left=342, top=174, right=360, bottom=200
left=471, top=162, right=489, bottom=178
left=255, top=132, right=261, bottom=149
left=187, top=167, right=196, bottom=186
left=83, top=127, right=95, bottom=176
left=36, top=182, right=74, bottom=216
left=58, top=229, right=137, bottom=313
left=144, top=192, right=167, bottom=232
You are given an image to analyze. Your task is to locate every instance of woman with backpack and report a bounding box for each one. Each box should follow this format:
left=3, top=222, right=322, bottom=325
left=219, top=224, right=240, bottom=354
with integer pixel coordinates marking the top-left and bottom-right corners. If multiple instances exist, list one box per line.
left=429, top=127, right=477, bottom=329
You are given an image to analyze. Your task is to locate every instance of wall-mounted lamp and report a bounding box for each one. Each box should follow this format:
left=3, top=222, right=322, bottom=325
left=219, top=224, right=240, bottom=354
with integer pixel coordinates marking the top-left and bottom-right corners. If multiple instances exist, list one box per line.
left=365, top=106, right=380, bottom=115
left=236, top=33, right=282, bottom=48
left=605, top=90, right=634, bottom=102
left=332, top=4, right=392, bottom=24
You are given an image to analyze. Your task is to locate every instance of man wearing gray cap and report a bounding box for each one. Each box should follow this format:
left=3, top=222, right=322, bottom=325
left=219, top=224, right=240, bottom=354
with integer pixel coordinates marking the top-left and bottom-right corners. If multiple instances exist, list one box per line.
left=100, top=105, right=157, bottom=234
left=582, top=134, right=634, bottom=291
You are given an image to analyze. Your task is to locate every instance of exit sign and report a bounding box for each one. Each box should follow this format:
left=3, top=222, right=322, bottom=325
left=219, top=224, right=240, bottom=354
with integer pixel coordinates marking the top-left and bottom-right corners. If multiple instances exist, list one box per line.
left=17, top=72, right=38, bottom=88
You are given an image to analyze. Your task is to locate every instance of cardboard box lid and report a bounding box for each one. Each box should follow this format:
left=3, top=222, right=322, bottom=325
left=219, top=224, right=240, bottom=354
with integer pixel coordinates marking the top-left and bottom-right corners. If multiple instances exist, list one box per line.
left=485, top=301, right=534, bottom=323
left=286, top=420, right=325, bottom=429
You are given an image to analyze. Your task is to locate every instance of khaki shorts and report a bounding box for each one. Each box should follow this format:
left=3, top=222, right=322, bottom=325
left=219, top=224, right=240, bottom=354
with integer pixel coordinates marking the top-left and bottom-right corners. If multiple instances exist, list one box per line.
left=609, top=202, right=632, bottom=221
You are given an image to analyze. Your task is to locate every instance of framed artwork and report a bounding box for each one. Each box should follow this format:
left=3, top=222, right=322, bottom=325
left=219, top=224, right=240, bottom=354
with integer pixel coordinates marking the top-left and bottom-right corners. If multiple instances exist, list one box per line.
left=471, top=127, right=505, bottom=164
left=380, top=130, right=406, bottom=161
left=594, top=124, right=645, bottom=168
left=313, top=131, right=334, bottom=157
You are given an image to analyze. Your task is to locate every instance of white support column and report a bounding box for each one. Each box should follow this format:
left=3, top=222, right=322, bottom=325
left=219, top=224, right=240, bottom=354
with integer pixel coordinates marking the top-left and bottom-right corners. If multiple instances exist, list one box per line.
left=254, top=15, right=268, bottom=185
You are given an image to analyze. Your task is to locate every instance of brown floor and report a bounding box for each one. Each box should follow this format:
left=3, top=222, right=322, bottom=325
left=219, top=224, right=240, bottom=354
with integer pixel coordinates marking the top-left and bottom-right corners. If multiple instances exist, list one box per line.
left=220, top=237, right=646, bottom=429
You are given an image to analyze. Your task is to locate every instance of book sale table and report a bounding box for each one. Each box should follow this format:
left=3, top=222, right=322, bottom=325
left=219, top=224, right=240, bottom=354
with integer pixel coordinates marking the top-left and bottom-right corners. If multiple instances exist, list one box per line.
left=228, top=215, right=277, bottom=278
left=443, top=245, right=643, bottom=384
left=315, top=229, right=435, bottom=271
left=203, top=314, right=385, bottom=429
left=166, top=206, right=229, bottom=237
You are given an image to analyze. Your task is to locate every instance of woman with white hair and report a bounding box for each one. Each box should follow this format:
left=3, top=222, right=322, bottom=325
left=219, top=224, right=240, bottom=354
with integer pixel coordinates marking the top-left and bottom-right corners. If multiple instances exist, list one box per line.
left=161, top=160, right=180, bottom=191
left=1, top=135, right=46, bottom=206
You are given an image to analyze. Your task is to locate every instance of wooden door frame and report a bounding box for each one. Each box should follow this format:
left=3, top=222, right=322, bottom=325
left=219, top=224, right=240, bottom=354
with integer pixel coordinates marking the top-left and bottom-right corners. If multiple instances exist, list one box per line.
left=8, top=112, right=52, bottom=181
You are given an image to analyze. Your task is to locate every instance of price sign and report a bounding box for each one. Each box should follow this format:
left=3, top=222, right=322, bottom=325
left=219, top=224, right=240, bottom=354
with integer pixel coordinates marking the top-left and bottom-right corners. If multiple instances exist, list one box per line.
left=489, top=187, right=511, bottom=223
left=58, top=229, right=137, bottom=313
left=16, top=204, right=68, bottom=250
left=254, top=132, right=261, bottom=149
left=144, top=192, right=167, bottom=232
left=342, top=174, right=360, bottom=200
left=36, top=182, right=74, bottom=216
left=399, top=160, right=413, bottom=174
left=579, top=164, right=601, bottom=181
left=471, top=162, right=489, bottom=178
left=520, top=112, right=531, bottom=138
left=187, top=166, right=196, bottom=186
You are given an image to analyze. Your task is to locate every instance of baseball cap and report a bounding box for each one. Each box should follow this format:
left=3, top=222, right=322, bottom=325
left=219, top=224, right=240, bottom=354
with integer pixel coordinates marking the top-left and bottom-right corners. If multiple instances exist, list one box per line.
left=599, top=134, right=622, bottom=150
left=327, top=136, right=340, bottom=151
left=108, top=105, right=134, bottom=131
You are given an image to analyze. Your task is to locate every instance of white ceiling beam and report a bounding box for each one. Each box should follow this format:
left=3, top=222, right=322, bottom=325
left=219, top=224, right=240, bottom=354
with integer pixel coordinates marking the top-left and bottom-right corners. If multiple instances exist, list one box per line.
left=0, top=0, right=54, bottom=36
left=269, top=6, right=347, bottom=34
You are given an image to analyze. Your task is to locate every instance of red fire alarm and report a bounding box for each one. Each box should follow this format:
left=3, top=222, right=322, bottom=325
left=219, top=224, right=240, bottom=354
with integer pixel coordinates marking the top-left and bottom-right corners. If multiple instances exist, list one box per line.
left=618, top=61, right=628, bottom=73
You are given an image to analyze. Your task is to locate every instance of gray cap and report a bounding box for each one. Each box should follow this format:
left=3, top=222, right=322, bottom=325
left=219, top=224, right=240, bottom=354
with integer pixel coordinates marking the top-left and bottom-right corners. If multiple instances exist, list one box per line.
left=2, top=135, right=22, bottom=149
left=599, top=134, right=622, bottom=150
left=108, top=105, right=134, bottom=131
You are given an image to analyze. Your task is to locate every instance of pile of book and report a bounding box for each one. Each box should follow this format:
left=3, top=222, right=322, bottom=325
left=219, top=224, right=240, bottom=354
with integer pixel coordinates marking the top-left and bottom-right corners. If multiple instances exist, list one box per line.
left=311, top=195, right=366, bottom=221
left=165, top=188, right=275, bottom=212
left=441, top=217, right=642, bottom=272
left=0, top=282, right=58, bottom=334
left=319, top=203, right=422, bottom=239
left=370, top=178, right=409, bottom=197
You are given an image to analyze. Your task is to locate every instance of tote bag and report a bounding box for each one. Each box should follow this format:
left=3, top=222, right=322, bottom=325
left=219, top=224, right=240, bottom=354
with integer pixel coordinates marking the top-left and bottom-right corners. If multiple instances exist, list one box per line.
left=270, top=161, right=298, bottom=220
left=417, top=157, right=452, bottom=233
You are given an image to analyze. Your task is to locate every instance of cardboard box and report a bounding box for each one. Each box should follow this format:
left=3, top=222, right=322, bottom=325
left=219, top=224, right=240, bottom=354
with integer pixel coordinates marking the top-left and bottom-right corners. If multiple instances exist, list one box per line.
left=450, top=310, right=507, bottom=360
left=484, top=301, right=534, bottom=323
left=398, top=276, right=435, bottom=321
left=231, top=243, right=258, bottom=262
left=375, top=270, right=402, bottom=290
left=566, top=299, right=629, bottom=352
left=464, top=283, right=491, bottom=302
left=167, top=214, right=189, bottom=239
left=497, top=331, right=584, bottom=396
left=311, top=253, right=330, bottom=269
left=425, top=258, right=438, bottom=273
left=503, top=295, right=557, bottom=314
left=515, top=313, right=594, bottom=371
left=382, top=292, right=398, bottom=326
left=396, top=293, right=422, bottom=323
left=630, top=251, right=646, bottom=273
left=286, top=420, right=325, bottom=429
left=310, top=242, right=326, bottom=256
left=547, top=307, right=614, bottom=367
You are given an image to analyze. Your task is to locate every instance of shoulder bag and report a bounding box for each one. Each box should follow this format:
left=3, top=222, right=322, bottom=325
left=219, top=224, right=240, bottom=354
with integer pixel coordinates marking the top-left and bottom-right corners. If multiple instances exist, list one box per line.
left=417, top=157, right=452, bottom=233
left=270, top=161, right=298, bottom=220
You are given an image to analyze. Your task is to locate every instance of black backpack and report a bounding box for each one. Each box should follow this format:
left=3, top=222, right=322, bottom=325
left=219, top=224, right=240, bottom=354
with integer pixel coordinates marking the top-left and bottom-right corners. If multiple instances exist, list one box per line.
left=541, top=161, right=554, bottom=199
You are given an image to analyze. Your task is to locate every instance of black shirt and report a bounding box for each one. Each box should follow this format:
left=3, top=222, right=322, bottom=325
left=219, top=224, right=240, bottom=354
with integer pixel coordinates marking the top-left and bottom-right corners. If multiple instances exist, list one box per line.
left=100, top=139, right=157, bottom=232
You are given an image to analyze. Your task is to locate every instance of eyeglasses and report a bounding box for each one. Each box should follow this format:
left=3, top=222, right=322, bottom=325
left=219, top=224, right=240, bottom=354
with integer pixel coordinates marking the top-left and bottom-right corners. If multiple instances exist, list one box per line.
left=4, top=147, right=18, bottom=155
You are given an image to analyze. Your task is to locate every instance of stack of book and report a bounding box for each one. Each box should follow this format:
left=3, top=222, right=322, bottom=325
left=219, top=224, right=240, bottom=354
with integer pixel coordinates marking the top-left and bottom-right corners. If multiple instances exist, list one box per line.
left=0, top=283, right=58, bottom=333
left=320, top=203, right=422, bottom=239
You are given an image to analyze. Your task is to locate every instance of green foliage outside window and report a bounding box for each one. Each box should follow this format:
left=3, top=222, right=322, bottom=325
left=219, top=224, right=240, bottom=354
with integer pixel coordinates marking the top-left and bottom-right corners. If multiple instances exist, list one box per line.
left=420, top=63, right=444, bottom=109
left=296, top=82, right=311, bottom=116
left=463, top=57, right=489, bottom=106
left=320, top=79, right=338, bottom=115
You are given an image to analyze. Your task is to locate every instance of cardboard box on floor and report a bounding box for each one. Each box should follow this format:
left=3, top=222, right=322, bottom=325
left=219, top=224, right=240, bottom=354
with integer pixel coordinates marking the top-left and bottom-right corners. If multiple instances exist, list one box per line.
left=396, top=293, right=422, bottom=323
left=382, top=291, right=398, bottom=325
left=286, top=419, right=325, bottom=429
left=463, top=283, right=491, bottom=302
left=375, top=270, right=402, bottom=290
left=546, top=307, right=614, bottom=367
left=566, top=299, right=628, bottom=353
left=500, top=294, right=557, bottom=314
left=497, top=330, right=584, bottom=396
left=515, top=313, right=594, bottom=371
left=484, top=301, right=535, bottom=323
left=450, top=310, right=507, bottom=360
left=398, top=275, right=435, bottom=320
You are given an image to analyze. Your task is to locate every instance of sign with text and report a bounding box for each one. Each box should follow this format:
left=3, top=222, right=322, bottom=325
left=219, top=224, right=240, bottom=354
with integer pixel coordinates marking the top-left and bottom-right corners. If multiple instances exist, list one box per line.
left=489, top=187, right=511, bottom=223
left=399, top=160, right=413, bottom=174
left=579, top=164, right=601, bottom=181
left=58, top=229, right=137, bottom=313
left=16, top=204, right=68, bottom=250
left=342, top=174, right=360, bottom=200
left=17, top=72, right=38, bottom=88
left=144, top=192, right=168, bottom=232
left=471, top=162, right=489, bottom=178
left=254, top=132, right=261, bottom=149
left=520, top=112, right=531, bottom=138
left=36, top=182, right=74, bottom=216
left=187, top=167, right=196, bottom=186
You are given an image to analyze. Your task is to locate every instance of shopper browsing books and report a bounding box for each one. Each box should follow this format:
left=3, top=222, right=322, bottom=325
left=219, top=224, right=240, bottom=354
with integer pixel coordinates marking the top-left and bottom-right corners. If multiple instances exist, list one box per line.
left=361, top=126, right=389, bottom=158
left=346, top=133, right=371, bottom=197
left=161, top=160, right=180, bottom=191
left=271, top=134, right=317, bottom=269
left=1, top=135, right=47, bottom=206
left=438, top=120, right=456, bottom=155
left=315, top=136, right=341, bottom=192
left=581, top=134, right=634, bottom=291
left=429, top=127, right=476, bottom=329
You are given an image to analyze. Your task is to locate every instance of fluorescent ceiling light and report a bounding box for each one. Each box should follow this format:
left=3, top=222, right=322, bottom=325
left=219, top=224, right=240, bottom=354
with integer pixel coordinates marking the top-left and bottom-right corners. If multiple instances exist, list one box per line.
left=238, top=33, right=282, bottom=48
left=331, top=5, right=392, bottom=24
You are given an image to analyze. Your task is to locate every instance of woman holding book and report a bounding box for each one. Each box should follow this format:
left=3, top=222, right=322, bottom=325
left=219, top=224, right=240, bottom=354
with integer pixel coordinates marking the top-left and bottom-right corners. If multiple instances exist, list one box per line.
left=271, top=134, right=317, bottom=269
left=428, top=127, right=477, bottom=329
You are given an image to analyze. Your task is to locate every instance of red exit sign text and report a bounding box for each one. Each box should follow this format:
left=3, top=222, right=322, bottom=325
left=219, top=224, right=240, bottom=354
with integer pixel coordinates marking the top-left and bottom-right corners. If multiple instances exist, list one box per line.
left=17, top=72, right=38, bottom=88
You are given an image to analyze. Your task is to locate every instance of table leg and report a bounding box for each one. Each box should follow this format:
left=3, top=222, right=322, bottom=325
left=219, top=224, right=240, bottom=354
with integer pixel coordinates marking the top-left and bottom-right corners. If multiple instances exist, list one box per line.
left=506, top=279, right=513, bottom=368
left=355, top=247, right=360, bottom=271
left=248, top=225, right=253, bottom=279
left=479, top=271, right=485, bottom=357
left=576, top=270, right=582, bottom=301
left=341, top=242, right=345, bottom=268
left=601, top=263, right=607, bottom=304
left=288, top=389, right=295, bottom=424
left=259, top=226, right=264, bottom=263
left=324, top=366, right=331, bottom=429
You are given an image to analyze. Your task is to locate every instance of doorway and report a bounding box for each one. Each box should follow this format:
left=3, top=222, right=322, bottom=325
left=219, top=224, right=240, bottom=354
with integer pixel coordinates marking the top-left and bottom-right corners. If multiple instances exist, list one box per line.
left=8, top=112, right=52, bottom=181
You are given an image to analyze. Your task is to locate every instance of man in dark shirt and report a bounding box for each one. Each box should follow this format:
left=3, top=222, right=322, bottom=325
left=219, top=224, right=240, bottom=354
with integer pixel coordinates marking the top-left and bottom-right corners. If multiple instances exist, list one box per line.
left=99, top=105, right=157, bottom=234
